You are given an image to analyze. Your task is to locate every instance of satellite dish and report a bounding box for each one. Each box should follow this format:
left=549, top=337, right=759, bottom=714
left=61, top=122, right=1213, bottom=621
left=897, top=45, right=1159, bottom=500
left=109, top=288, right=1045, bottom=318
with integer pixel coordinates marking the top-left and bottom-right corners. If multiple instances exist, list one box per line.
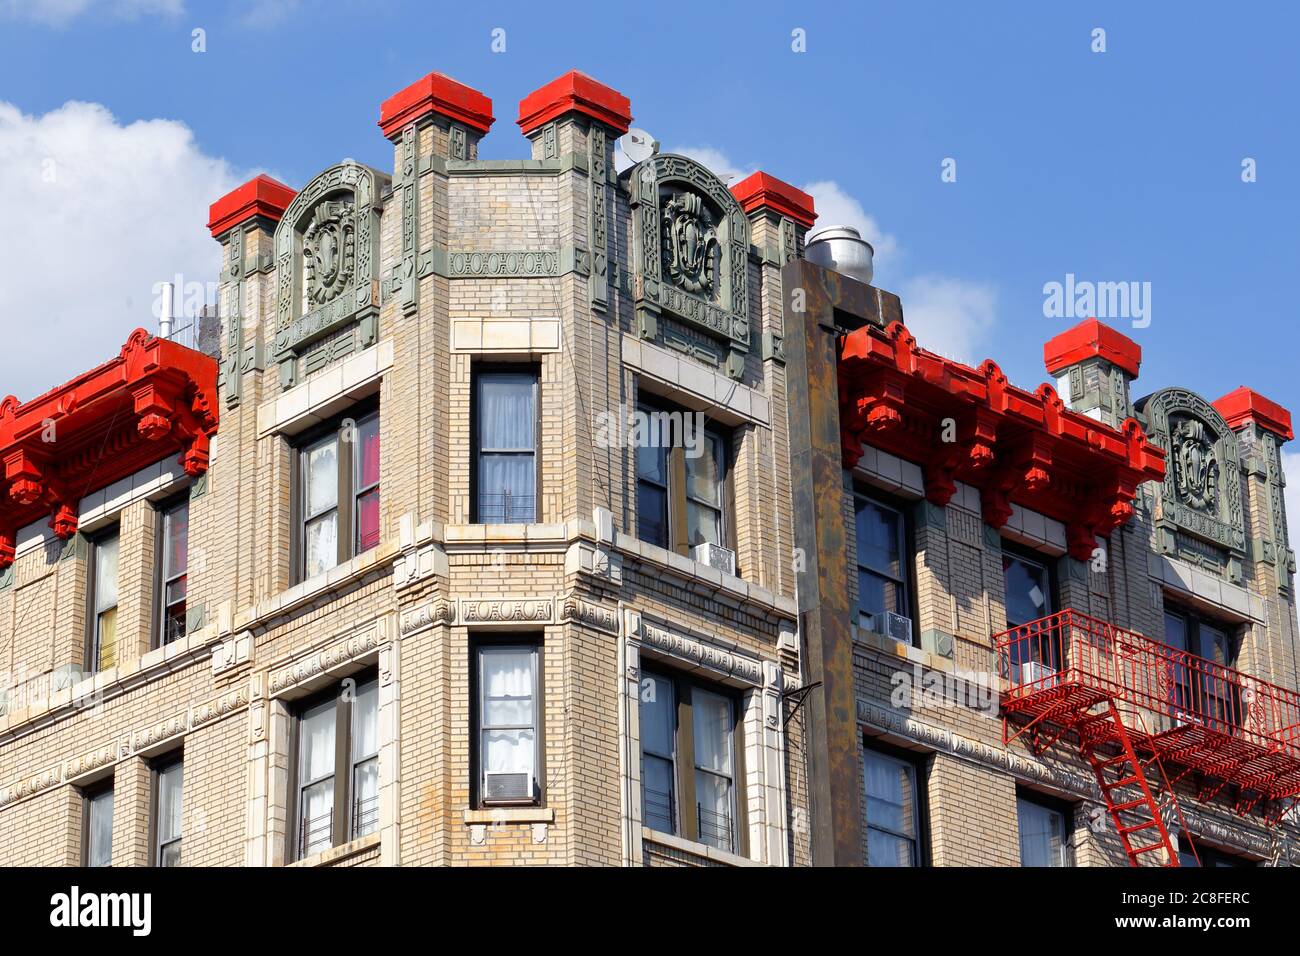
left=616, top=128, right=660, bottom=170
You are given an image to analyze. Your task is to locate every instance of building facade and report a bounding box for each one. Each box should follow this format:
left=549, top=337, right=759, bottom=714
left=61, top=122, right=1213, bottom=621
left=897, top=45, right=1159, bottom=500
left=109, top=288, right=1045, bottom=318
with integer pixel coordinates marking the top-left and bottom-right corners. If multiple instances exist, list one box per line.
left=787, top=254, right=1300, bottom=867
left=1, top=68, right=1296, bottom=869
left=0, top=70, right=812, bottom=867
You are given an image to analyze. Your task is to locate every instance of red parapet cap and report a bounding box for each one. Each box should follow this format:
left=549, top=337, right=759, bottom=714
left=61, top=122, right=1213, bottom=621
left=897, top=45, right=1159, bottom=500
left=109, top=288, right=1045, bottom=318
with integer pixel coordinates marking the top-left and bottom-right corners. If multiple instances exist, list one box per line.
left=517, top=70, right=631, bottom=136
left=730, top=172, right=816, bottom=229
left=1213, top=386, right=1294, bottom=441
left=207, top=174, right=296, bottom=239
left=1043, top=318, right=1142, bottom=378
left=379, top=71, right=494, bottom=140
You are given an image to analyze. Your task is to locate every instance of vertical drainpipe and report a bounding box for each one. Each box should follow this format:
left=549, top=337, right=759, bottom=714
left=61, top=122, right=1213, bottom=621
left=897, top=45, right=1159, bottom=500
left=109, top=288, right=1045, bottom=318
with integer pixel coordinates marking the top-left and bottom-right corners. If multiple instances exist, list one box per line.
left=781, top=258, right=863, bottom=866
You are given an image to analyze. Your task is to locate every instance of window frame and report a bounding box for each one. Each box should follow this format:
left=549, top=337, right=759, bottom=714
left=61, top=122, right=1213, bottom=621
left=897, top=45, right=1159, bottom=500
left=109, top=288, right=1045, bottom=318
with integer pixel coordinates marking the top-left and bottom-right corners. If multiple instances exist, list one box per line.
left=1016, top=790, right=1074, bottom=867
left=862, top=741, right=926, bottom=867
left=287, top=668, right=380, bottom=862
left=634, top=397, right=735, bottom=559
left=150, top=752, right=184, bottom=867
left=153, top=492, right=190, bottom=649
left=1162, top=603, right=1242, bottom=729
left=85, top=524, right=122, bottom=674
left=471, top=638, right=544, bottom=809
left=291, top=401, right=381, bottom=583
left=1001, top=543, right=1060, bottom=676
left=852, top=489, right=916, bottom=642
left=81, top=778, right=115, bottom=868
left=638, top=668, right=747, bottom=856
left=471, top=365, right=541, bottom=525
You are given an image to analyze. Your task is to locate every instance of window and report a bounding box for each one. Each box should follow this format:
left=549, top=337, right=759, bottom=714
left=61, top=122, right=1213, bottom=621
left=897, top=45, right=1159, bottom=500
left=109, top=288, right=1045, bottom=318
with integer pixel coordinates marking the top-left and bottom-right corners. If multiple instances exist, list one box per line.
left=153, top=756, right=183, bottom=867
left=83, top=783, right=114, bottom=867
left=296, top=408, right=380, bottom=581
left=1017, top=794, right=1072, bottom=867
left=473, top=369, right=538, bottom=524
left=639, top=671, right=742, bottom=853
left=634, top=400, right=731, bottom=557
left=854, top=493, right=911, bottom=638
left=1178, top=834, right=1255, bottom=867
left=1002, top=550, right=1056, bottom=679
left=157, top=497, right=189, bottom=646
left=863, top=746, right=922, bottom=866
left=292, top=672, right=379, bottom=860
left=88, top=528, right=120, bottom=672
left=1163, top=605, right=1242, bottom=730
left=475, top=644, right=540, bottom=806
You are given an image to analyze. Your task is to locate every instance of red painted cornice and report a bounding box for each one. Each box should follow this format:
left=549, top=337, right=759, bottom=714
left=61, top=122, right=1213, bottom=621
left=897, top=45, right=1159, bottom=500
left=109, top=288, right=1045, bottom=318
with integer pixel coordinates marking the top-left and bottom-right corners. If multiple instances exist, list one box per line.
left=1213, top=386, right=1294, bottom=442
left=517, top=70, right=632, bottom=136
left=207, top=174, right=296, bottom=239
left=839, top=322, right=1166, bottom=560
left=379, top=71, right=494, bottom=140
left=0, top=329, right=219, bottom=568
left=1043, top=318, right=1142, bottom=378
left=730, top=172, right=816, bottom=229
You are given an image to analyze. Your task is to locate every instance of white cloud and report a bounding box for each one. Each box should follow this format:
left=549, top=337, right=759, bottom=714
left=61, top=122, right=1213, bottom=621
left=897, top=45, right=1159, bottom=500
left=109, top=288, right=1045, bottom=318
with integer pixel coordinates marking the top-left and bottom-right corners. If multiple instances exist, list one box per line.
left=0, top=100, right=242, bottom=402
left=235, top=0, right=300, bottom=28
left=0, top=0, right=182, bottom=26
left=898, top=276, right=999, bottom=366
left=1283, top=451, right=1300, bottom=558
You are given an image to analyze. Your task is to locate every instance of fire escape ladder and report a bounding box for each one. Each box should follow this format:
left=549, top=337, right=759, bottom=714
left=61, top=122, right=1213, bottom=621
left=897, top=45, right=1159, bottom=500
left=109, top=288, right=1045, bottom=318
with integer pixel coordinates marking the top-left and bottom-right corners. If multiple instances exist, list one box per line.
left=1080, top=700, right=1187, bottom=867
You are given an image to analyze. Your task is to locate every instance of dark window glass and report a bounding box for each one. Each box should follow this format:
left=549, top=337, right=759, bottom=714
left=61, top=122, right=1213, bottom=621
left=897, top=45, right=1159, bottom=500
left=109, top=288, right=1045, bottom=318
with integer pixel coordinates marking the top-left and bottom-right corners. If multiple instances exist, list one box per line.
left=854, top=495, right=908, bottom=633
left=155, top=759, right=183, bottom=867
left=1018, top=796, right=1071, bottom=867
left=159, top=499, right=189, bottom=646
left=90, top=530, right=120, bottom=672
left=297, top=410, right=380, bottom=581
left=634, top=400, right=730, bottom=559
left=85, top=786, right=114, bottom=867
left=1002, top=552, right=1056, bottom=677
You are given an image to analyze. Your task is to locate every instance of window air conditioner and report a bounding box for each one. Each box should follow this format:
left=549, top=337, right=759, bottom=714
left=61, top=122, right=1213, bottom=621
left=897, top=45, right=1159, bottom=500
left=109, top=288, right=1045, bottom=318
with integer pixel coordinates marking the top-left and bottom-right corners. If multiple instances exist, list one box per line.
left=691, top=542, right=736, bottom=576
left=483, top=771, right=532, bottom=804
left=862, top=611, right=913, bottom=648
left=1021, top=660, right=1059, bottom=689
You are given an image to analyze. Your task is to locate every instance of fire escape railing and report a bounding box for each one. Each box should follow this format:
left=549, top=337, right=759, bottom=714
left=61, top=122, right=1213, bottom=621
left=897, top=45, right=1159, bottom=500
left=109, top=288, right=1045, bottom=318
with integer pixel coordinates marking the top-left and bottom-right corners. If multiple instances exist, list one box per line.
left=996, top=609, right=1300, bottom=763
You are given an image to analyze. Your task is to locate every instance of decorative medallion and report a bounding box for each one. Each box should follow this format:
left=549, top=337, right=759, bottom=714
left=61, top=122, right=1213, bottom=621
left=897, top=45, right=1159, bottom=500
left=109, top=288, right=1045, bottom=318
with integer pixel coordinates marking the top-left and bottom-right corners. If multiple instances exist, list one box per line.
left=662, top=191, right=719, bottom=296
left=303, top=200, right=356, bottom=307
left=1171, top=417, right=1219, bottom=512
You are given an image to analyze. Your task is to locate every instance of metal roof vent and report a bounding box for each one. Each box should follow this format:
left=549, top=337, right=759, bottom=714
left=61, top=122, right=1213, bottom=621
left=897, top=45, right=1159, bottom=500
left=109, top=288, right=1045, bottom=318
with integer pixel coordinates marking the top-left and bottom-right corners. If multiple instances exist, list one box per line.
left=805, top=225, right=874, bottom=286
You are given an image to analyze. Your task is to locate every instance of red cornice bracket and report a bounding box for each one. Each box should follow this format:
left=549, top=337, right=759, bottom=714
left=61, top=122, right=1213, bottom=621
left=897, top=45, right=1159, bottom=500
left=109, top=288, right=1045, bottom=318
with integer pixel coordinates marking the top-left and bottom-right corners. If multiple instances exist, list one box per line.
left=133, top=383, right=177, bottom=441
left=3, top=447, right=46, bottom=506
left=1066, top=522, right=1099, bottom=562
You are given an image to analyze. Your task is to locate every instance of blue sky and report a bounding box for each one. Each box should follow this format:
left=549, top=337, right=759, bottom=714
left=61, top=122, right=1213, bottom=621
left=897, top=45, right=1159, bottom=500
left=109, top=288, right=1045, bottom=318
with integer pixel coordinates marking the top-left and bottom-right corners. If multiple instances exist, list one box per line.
left=0, top=2, right=1296, bottom=472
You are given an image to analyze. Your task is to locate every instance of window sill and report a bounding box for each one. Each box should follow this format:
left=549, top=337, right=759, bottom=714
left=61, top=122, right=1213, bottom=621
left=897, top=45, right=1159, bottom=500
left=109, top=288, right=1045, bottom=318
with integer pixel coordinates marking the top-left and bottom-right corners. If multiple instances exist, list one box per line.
left=286, top=832, right=381, bottom=868
left=640, top=827, right=762, bottom=867
left=462, top=807, right=554, bottom=825
left=237, top=542, right=398, bottom=631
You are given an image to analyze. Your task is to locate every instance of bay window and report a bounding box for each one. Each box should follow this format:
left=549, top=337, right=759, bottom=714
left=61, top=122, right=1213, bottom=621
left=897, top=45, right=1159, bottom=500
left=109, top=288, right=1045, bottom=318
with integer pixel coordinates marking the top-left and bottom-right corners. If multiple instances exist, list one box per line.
left=639, top=670, right=742, bottom=854
left=475, top=643, right=541, bottom=806
left=292, top=671, right=379, bottom=860
left=473, top=369, right=538, bottom=524
left=296, top=407, right=380, bottom=581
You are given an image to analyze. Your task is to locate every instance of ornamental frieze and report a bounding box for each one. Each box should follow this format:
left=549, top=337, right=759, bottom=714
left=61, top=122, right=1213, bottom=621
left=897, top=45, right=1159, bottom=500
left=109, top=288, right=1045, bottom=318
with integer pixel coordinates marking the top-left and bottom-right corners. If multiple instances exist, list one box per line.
left=561, top=597, right=620, bottom=635
left=627, top=610, right=763, bottom=686
left=399, top=598, right=455, bottom=636
left=190, top=686, right=251, bottom=729
left=268, top=619, right=389, bottom=696
left=1135, top=388, right=1245, bottom=582
left=130, top=713, right=187, bottom=754
left=458, top=598, right=554, bottom=626
left=64, top=739, right=130, bottom=782
left=0, top=765, right=62, bottom=808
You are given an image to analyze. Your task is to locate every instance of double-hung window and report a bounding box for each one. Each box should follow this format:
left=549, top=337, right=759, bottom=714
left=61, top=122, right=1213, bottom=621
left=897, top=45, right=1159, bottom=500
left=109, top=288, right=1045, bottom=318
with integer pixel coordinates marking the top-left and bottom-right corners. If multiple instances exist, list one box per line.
left=153, top=756, right=183, bottom=867
left=476, top=644, right=541, bottom=805
left=863, top=746, right=922, bottom=866
left=1017, top=794, right=1071, bottom=867
left=88, top=528, right=120, bottom=672
left=854, top=493, right=911, bottom=639
left=157, top=496, right=189, bottom=646
left=1002, top=550, right=1057, bottom=680
left=634, top=400, right=731, bottom=558
left=293, top=672, right=380, bottom=860
left=1163, top=605, right=1241, bottom=731
left=639, top=671, right=741, bottom=854
left=83, top=782, right=114, bottom=867
left=473, top=369, right=538, bottom=524
left=297, top=408, right=381, bottom=581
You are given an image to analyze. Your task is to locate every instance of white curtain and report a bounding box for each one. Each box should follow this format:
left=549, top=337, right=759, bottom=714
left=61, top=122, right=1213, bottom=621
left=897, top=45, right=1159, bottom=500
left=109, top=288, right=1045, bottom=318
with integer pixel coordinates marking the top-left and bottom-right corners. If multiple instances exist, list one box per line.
left=482, top=649, right=535, bottom=777
left=88, top=791, right=113, bottom=867
left=158, top=763, right=183, bottom=844
left=94, top=534, right=119, bottom=612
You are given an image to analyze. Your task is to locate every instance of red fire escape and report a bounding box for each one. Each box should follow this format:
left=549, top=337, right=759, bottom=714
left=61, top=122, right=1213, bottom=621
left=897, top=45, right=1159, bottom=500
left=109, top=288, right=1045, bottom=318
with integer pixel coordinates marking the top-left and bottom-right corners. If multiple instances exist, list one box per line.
left=997, top=610, right=1300, bottom=866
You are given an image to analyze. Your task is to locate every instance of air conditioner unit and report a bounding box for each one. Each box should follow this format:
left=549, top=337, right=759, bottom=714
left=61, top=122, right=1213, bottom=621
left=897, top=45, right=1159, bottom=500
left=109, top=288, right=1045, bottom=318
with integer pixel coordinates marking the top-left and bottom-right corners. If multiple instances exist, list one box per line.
left=1173, top=710, right=1204, bottom=729
left=691, top=542, right=736, bottom=576
left=482, top=771, right=532, bottom=804
left=1021, top=660, right=1059, bottom=689
left=860, top=611, right=913, bottom=647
